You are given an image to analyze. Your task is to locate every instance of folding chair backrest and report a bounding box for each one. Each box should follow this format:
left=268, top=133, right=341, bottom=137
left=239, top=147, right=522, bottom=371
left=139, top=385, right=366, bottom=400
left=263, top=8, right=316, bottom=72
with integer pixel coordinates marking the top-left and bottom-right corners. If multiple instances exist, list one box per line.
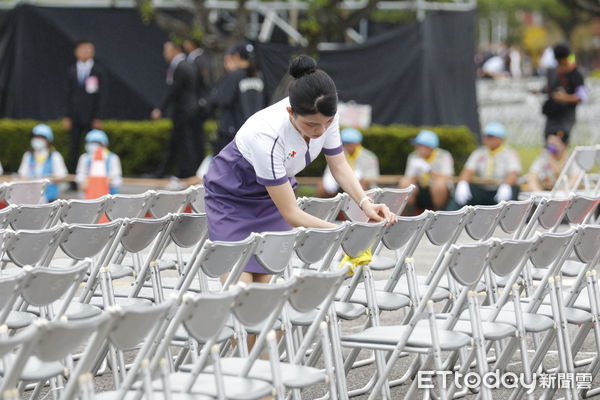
left=119, top=216, right=171, bottom=253
left=0, top=205, right=14, bottom=229
left=0, top=324, right=36, bottom=358
left=255, top=230, right=299, bottom=274
left=340, top=220, right=385, bottom=258
left=180, top=290, right=239, bottom=342
left=425, top=208, right=467, bottom=246
left=59, top=197, right=108, bottom=224
left=488, top=238, right=535, bottom=277
left=4, top=225, right=63, bottom=267
left=105, top=192, right=151, bottom=220
left=200, top=235, right=256, bottom=278
left=288, top=268, right=347, bottom=313
left=447, top=242, right=492, bottom=286
left=147, top=189, right=190, bottom=218
left=380, top=212, right=430, bottom=251
left=233, top=279, right=295, bottom=326
left=108, top=301, right=173, bottom=350
left=60, top=220, right=122, bottom=260
left=341, top=189, right=381, bottom=223
left=189, top=185, right=206, bottom=213
left=537, top=197, right=571, bottom=230
left=169, top=213, right=208, bottom=248
left=574, top=147, right=598, bottom=172
left=529, top=230, right=575, bottom=269
left=295, top=224, right=346, bottom=265
left=0, top=270, right=25, bottom=308
left=572, top=224, right=600, bottom=264
left=376, top=186, right=415, bottom=215
left=3, top=180, right=48, bottom=205
left=565, top=195, right=599, bottom=225
left=499, top=198, right=533, bottom=234
left=299, top=193, right=346, bottom=222
left=9, top=202, right=62, bottom=230
left=20, top=260, right=91, bottom=306
left=465, top=203, right=504, bottom=240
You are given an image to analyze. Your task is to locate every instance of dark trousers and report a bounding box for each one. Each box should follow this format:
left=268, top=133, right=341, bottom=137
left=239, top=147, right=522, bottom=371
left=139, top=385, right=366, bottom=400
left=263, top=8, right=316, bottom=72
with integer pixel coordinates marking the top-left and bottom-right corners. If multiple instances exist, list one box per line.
left=68, top=120, right=91, bottom=173
left=157, top=115, right=200, bottom=179
left=447, top=183, right=520, bottom=211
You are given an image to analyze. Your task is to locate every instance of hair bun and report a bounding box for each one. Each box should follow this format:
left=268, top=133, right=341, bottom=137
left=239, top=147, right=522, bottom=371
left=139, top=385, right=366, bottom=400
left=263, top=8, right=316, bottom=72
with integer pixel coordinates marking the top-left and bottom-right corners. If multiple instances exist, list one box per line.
left=289, top=55, right=317, bottom=79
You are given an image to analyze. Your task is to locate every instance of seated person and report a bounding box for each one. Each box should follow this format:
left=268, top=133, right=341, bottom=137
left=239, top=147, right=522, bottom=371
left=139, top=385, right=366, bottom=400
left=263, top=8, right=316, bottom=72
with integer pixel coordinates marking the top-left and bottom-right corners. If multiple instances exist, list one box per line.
left=451, top=122, right=521, bottom=209
left=528, top=129, right=580, bottom=192
left=399, top=130, right=454, bottom=212
left=318, top=128, right=379, bottom=196
left=76, top=130, right=122, bottom=195
left=17, top=124, right=68, bottom=202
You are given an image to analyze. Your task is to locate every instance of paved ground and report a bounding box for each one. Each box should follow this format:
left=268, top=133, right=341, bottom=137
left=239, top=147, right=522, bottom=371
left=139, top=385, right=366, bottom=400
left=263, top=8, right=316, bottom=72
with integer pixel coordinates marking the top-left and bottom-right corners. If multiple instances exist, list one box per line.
left=20, top=228, right=600, bottom=399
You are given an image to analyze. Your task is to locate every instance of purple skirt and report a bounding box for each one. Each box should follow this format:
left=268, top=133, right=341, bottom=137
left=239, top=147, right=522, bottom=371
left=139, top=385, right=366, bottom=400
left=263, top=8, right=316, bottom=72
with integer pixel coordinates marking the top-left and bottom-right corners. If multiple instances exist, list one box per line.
left=203, top=141, right=295, bottom=274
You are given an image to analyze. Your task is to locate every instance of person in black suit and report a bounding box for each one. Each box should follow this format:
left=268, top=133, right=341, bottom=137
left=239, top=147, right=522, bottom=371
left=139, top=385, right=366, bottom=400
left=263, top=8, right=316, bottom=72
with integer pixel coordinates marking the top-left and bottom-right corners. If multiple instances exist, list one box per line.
left=184, top=39, right=214, bottom=162
left=63, top=40, right=106, bottom=183
left=151, top=41, right=199, bottom=179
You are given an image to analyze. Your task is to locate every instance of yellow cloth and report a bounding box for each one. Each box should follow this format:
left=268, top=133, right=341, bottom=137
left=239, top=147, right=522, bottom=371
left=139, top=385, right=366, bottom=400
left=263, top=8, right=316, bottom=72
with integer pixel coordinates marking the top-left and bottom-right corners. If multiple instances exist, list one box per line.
left=420, top=149, right=437, bottom=188
left=339, top=248, right=372, bottom=276
left=485, top=144, right=504, bottom=178
left=346, top=145, right=363, bottom=170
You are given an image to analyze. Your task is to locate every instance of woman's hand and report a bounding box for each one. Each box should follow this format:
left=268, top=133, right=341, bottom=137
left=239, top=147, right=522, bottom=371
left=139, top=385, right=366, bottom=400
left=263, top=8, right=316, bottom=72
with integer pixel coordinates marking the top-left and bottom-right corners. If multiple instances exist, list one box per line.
left=362, top=201, right=397, bottom=226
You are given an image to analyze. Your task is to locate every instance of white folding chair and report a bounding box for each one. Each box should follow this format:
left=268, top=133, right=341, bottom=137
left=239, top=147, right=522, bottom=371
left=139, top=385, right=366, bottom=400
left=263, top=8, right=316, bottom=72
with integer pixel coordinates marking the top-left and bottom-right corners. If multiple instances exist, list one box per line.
left=1, top=180, right=48, bottom=205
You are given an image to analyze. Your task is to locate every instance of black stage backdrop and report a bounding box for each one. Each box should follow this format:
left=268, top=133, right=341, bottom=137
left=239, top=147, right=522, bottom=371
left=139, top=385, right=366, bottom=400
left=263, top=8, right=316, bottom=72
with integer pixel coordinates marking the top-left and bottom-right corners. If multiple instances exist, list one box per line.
left=0, top=6, right=479, bottom=133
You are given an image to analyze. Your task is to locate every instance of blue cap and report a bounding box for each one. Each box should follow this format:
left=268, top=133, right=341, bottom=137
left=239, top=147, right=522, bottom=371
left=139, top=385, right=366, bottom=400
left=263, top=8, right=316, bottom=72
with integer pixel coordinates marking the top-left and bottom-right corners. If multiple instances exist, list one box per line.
left=32, top=124, right=54, bottom=142
left=340, top=128, right=363, bottom=144
left=85, top=129, right=109, bottom=146
left=411, top=130, right=439, bottom=148
left=483, top=122, right=506, bottom=138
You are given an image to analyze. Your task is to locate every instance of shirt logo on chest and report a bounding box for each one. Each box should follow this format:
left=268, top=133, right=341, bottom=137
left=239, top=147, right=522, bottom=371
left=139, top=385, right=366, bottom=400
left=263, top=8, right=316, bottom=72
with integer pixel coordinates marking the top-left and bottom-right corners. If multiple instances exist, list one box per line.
left=286, top=151, right=297, bottom=160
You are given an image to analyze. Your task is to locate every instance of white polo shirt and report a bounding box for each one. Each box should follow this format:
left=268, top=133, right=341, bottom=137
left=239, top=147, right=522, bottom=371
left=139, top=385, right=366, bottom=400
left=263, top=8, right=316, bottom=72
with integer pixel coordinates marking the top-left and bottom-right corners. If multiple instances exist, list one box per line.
left=235, top=97, right=343, bottom=186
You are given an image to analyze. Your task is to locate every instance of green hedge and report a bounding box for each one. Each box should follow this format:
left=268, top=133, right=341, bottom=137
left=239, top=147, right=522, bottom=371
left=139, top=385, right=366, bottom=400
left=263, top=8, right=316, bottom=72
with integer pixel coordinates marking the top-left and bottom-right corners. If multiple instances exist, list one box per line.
left=298, top=124, right=477, bottom=177
left=0, top=119, right=476, bottom=176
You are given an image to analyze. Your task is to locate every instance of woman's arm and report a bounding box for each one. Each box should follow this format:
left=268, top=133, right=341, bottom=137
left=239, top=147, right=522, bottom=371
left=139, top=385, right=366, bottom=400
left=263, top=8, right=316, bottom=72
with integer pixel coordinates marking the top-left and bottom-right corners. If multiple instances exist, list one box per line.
left=326, top=152, right=395, bottom=224
left=266, top=183, right=337, bottom=229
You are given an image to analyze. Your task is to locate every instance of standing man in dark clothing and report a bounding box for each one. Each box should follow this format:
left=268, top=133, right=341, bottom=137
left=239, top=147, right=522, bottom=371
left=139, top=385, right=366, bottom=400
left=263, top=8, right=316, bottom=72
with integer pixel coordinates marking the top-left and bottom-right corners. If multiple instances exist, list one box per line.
left=209, top=42, right=264, bottom=155
left=63, top=40, right=106, bottom=183
left=542, top=43, right=587, bottom=138
left=151, top=41, right=199, bottom=179
left=184, top=39, right=214, bottom=162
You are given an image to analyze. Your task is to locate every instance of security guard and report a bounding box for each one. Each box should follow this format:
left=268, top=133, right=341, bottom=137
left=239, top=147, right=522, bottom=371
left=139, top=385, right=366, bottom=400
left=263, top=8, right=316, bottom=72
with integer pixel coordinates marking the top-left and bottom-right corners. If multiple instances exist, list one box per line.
left=451, top=122, right=521, bottom=208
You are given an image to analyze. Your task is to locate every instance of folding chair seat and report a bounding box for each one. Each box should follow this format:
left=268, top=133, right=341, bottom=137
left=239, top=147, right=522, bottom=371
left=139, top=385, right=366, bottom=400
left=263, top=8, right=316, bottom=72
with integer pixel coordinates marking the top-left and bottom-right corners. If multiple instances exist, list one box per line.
left=147, top=188, right=192, bottom=218
left=105, top=192, right=151, bottom=220
left=188, top=184, right=206, bottom=213
left=58, top=196, right=108, bottom=224
left=2, top=179, right=48, bottom=205
left=7, top=202, right=62, bottom=230
left=0, top=312, right=109, bottom=398
left=298, top=192, right=347, bottom=222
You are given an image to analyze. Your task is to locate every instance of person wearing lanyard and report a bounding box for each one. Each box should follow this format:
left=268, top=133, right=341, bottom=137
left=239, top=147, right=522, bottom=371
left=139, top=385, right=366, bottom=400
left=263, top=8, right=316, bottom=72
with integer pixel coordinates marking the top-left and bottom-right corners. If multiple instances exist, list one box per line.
left=203, top=55, right=396, bottom=285
left=451, top=122, right=521, bottom=209
left=17, top=124, right=68, bottom=203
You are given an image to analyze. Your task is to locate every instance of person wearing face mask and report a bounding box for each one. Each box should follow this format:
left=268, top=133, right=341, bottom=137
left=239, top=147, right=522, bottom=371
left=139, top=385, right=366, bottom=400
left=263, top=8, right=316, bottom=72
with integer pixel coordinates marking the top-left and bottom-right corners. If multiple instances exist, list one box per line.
left=449, top=122, right=522, bottom=209
left=17, top=124, right=68, bottom=202
left=528, top=130, right=580, bottom=192
left=75, top=130, right=122, bottom=195
left=203, top=55, right=396, bottom=286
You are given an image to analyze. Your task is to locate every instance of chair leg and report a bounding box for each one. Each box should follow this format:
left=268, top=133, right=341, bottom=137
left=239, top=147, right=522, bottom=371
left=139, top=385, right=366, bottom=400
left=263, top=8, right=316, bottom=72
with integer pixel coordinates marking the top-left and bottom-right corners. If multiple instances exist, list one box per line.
left=320, top=321, right=338, bottom=400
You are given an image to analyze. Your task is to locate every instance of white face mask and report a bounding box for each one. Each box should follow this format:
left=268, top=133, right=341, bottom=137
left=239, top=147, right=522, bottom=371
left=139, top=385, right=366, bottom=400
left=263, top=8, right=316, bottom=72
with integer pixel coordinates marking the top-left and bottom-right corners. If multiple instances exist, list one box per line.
left=86, top=143, right=100, bottom=155
left=31, top=138, right=47, bottom=151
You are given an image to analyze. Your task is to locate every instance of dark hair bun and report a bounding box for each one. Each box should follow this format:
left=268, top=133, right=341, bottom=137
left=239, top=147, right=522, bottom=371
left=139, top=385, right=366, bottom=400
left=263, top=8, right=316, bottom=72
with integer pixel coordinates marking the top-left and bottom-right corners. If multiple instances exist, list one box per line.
left=289, top=55, right=317, bottom=79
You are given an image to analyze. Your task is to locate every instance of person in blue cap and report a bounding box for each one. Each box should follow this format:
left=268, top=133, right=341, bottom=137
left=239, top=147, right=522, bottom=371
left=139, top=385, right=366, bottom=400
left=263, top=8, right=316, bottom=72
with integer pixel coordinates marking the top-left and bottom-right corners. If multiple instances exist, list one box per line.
left=75, top=129, right=122, bottom=194
left=17, top=124, right=68, bottom=202
left=450, top=122, right=521, bottom=209
left=318, top=127, right=380, bottom=196
left=399, top=129, right=454, bottom=212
